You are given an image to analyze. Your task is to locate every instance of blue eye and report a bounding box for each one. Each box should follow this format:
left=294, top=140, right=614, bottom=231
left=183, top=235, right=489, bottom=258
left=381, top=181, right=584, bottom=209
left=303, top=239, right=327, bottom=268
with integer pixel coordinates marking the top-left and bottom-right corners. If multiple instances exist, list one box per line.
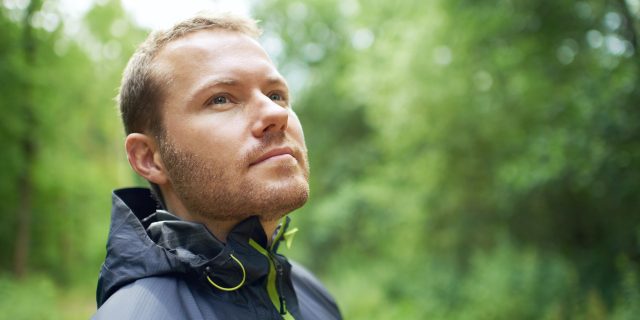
left=212, top=96, right=228, bottom=104
left=269, top=93, right=283, bottom=101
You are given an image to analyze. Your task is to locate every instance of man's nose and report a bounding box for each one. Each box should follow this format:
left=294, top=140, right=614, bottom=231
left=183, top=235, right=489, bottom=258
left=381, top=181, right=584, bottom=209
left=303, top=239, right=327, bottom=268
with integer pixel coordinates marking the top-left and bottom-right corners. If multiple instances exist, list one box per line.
left=251, top=93, right=289, bottom=138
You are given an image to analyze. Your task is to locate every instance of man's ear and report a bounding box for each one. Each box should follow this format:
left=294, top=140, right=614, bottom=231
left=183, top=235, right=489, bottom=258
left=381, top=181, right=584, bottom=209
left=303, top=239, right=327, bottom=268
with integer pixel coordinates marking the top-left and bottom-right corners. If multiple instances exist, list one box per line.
left=125, top=133, right=169, bottom=185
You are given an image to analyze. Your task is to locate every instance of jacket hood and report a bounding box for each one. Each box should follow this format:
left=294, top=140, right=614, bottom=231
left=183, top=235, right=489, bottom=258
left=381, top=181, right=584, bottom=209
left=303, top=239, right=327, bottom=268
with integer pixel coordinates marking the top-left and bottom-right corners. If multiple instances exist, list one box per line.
left=96, top=187, right=291, bottom=307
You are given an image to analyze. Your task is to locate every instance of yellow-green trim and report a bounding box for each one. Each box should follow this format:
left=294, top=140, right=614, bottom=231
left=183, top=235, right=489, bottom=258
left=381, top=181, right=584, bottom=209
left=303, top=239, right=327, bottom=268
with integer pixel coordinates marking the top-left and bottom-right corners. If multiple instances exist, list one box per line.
left=249, top=239, right=280, bottom=310
left=249, top=238, right=295, bottom=319
left=283, top=309, right=295, bottom=320
left=206, top=254, right=246, bottom=291
left=283, top=227, right=299, bottom=249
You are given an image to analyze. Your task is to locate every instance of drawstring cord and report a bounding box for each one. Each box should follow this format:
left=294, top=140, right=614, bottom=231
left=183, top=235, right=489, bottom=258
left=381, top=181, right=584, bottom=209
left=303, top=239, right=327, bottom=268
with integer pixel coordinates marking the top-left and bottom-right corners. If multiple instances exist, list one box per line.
left=205, top=254, right=246, bottom=291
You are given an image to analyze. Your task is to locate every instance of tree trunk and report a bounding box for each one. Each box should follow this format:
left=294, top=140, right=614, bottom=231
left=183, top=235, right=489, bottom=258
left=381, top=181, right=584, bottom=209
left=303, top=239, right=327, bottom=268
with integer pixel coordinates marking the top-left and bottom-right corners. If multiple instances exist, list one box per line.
left=617, top=0, right=639, bottom=53
left=13, top=0, right=40, bottom=279
left=14, top=150, right=34, bottom=279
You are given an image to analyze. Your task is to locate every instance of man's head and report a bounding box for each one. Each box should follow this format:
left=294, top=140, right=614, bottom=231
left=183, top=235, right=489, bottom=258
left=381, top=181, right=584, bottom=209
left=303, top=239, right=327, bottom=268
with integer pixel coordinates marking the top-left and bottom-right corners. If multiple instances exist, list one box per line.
left=120, top=13, right=309, bottom=225
left=119, top=13, right=261, bottom=136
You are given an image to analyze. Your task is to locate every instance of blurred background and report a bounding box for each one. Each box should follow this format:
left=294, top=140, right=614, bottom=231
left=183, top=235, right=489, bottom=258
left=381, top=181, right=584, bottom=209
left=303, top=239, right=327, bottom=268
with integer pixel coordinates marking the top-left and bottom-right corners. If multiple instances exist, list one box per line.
left=1, top=0, right=639, bottom=319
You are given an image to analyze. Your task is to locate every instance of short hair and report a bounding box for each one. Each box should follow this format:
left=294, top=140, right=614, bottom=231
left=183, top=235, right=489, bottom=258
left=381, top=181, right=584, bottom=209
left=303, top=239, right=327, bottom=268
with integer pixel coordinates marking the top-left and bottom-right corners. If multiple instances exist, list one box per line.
left=118, top=12, right=262, bottom=136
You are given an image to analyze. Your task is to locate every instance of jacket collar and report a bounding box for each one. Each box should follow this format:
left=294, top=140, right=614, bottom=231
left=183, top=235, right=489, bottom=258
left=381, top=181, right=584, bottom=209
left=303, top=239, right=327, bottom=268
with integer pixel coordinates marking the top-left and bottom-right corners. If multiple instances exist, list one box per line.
left=98, top=187, right=293, bottom=305
left=145, top=207, right=292, bottom=287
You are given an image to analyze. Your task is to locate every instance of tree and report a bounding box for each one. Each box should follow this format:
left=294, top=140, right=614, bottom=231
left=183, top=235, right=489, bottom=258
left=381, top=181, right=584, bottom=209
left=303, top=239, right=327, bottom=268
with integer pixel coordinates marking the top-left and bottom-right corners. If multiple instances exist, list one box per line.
left=0, top=0, right=145, bottom=283
left=256, top=0, right=640, bottom=317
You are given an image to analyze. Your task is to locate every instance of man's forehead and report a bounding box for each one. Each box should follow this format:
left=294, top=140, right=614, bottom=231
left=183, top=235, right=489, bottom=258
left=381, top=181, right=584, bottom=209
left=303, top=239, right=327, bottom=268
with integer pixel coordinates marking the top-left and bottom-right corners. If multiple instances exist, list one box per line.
left=148, top=29, right=288, bottom=105
left=196, top=75, right=288, bottom=87
left=158, top=29, right=265, bottom=60
left=152, top=29, right=275, bottom=77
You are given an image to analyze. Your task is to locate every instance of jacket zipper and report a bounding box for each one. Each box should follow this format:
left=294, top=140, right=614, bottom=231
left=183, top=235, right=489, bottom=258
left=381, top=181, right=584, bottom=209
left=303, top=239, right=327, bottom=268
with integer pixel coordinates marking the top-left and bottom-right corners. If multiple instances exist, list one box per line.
left=270, top=219, right=289, bottom=316
left=248, top=237, right=291, bottom=318
left=272, top=256, right=286, bottom=315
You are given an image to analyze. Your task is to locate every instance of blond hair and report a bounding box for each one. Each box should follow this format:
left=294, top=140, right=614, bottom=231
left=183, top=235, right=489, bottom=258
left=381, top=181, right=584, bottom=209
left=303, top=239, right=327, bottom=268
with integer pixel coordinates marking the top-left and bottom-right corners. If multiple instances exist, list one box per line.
left=118, top=12, right=262, bottom=135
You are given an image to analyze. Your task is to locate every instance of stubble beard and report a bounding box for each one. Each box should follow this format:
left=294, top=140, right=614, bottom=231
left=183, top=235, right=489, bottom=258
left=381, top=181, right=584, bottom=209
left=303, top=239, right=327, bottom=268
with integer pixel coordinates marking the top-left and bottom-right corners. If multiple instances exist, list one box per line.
left=158, top=133, right=310, bottom=223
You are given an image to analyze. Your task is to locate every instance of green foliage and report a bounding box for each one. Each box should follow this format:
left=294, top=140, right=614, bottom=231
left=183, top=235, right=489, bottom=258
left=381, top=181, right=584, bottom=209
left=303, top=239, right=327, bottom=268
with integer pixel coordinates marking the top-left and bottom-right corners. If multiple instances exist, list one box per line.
left=256, top=0, right=640, bottom=318
left=0, top=275, right=58, bottom=320
left=0, top=0, right=639, bottom=318
left=0, top=0, right=143, bottom=283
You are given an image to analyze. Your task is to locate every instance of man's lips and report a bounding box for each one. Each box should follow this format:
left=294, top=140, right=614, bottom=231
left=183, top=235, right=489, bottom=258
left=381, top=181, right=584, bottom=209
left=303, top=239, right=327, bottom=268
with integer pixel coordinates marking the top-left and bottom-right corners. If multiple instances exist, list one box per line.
left=250, top=147, right=296, bottom=166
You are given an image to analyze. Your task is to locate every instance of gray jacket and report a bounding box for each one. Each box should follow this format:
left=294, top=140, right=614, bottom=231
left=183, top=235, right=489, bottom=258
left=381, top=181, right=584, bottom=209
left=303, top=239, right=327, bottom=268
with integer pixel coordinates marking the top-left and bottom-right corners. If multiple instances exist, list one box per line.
left=93, top=188, right=341, bottom=320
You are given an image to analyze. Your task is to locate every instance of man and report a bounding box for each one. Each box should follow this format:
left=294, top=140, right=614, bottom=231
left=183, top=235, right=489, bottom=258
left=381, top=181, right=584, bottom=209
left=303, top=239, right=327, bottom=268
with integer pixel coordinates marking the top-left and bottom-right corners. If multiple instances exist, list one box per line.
left=93, top=12, right=341, bottom=320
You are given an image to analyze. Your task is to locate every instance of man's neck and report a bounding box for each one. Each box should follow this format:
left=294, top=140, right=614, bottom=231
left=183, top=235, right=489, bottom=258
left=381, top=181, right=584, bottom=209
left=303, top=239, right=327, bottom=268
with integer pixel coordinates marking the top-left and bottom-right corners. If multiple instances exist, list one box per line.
left=198, top=216, right=281, bottom=246
left=159, top=186, right=282, bottom=245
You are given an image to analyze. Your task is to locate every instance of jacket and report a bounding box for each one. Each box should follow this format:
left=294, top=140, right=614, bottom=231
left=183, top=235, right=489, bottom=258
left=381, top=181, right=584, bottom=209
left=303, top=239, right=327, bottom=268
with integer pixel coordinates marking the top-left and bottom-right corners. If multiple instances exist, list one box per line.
left=93, top=188, right=341, bottom=320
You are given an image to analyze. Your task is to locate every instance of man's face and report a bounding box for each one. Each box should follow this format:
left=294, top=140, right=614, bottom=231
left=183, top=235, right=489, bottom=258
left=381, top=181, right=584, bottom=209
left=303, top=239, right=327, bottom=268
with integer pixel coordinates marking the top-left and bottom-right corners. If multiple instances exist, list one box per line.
left=153, top=30, right=309, bottom=221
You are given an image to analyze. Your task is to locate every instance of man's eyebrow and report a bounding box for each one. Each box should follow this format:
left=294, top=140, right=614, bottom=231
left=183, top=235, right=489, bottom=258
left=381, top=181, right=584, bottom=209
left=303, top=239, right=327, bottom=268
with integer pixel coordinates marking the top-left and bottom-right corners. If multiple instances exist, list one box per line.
left=194, top=77, right=238, bottom=92
left=188, top=77, right=238, bottom=102
left=189, top=75, right=289, bottom=101
left=265, top=75, right=288, bottom=86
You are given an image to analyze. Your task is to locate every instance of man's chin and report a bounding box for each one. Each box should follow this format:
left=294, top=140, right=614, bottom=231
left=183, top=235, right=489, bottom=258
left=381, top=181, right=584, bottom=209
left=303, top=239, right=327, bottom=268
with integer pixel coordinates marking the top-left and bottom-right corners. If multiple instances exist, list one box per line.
left=257, top=183, right=309, bottom=219
left=177, top=178, right=309, bottom=222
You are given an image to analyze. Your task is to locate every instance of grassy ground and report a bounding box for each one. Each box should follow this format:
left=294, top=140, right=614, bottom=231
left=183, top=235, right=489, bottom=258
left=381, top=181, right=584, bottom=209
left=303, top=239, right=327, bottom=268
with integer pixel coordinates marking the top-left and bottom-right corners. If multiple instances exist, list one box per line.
left=56, top=285, right=96, bottom=320
left=0, top=275, right=95, bottom=320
